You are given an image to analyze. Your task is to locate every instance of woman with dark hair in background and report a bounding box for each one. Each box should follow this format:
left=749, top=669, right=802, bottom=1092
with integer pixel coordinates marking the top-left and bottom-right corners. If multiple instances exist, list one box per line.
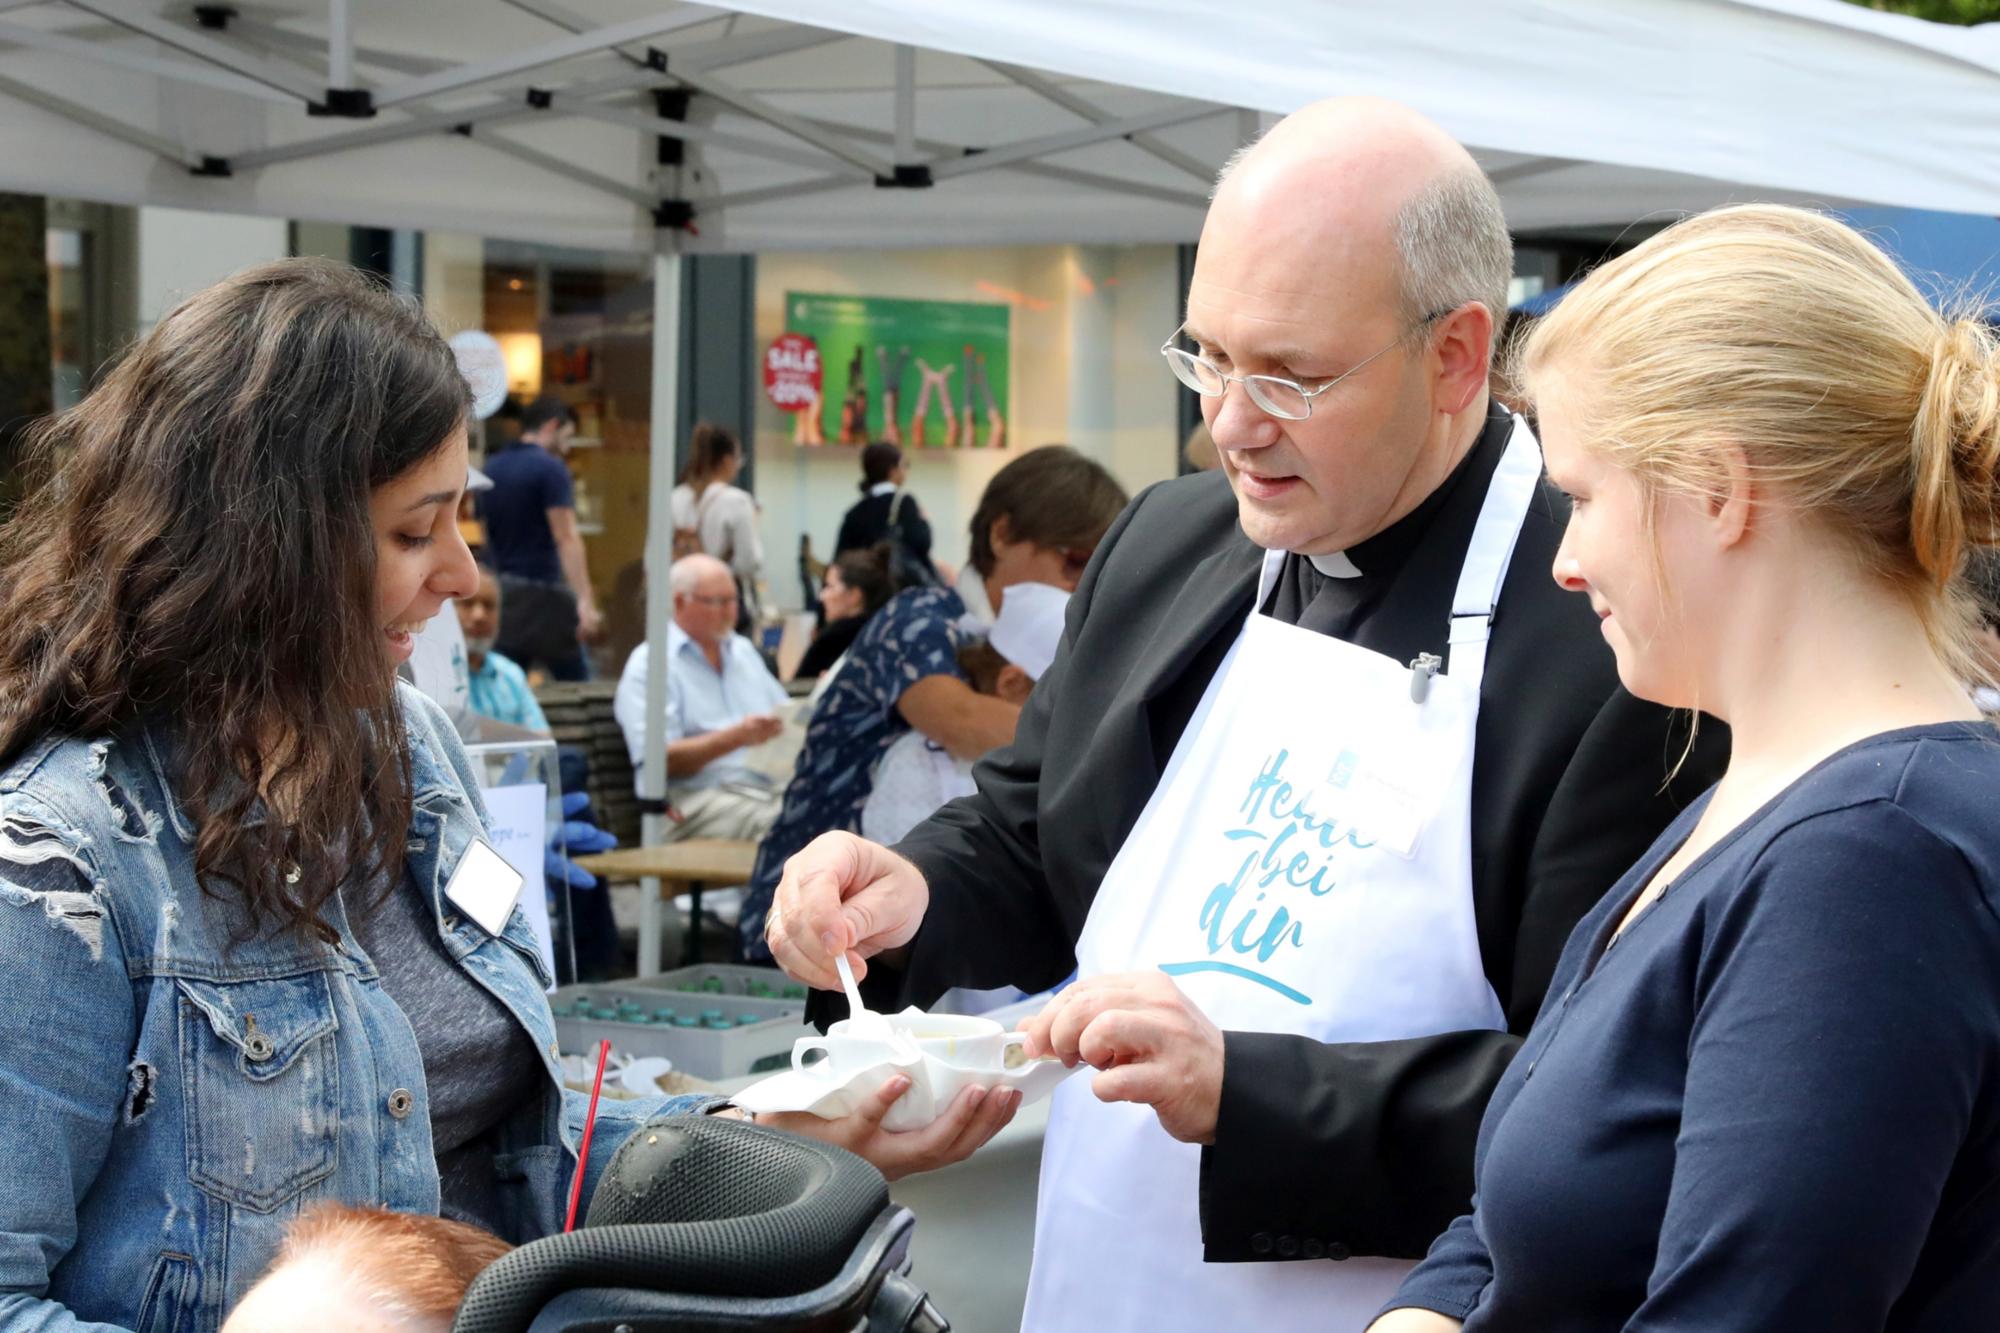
left=795, top=544, right=899, bottom=686
left=837, top=441, right=935, bottom=586
left=671, top=421, right=763, bottom=624
left=0, top=260, right=1009, bottom=1330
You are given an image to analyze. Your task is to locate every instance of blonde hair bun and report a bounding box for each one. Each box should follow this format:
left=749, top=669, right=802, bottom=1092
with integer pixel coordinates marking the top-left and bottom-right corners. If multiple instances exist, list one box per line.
left=1512, top=202, right=2000, bottom=672
left=1918, top=316, right=2000, bottom=563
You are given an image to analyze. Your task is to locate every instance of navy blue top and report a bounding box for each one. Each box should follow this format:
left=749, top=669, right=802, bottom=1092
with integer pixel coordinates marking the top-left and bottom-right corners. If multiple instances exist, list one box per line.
left=1389, top=722, right=2000, bottom=1331
left=481, top=442, right=573, bottom=583
left=739, top=585, right=969, bottom=960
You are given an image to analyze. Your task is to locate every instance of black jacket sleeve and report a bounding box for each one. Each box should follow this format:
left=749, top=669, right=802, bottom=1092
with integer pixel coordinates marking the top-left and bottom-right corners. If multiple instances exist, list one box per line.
left=807, top=485, right=1160, bottom=1027
left=883, top=494, right=1153, bottom=1004
left=1197, top=694, right=1727, bottom=1260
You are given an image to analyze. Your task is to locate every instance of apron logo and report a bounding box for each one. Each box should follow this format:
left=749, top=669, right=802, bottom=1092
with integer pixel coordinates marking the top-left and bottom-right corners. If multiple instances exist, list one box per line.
left=1162, top=750, right=1375, bottom=1006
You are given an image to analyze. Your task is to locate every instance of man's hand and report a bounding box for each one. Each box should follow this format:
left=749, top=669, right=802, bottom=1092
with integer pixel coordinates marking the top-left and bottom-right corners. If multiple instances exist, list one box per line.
left=764, top=832, right=929, bottom=990
left=576, top=602, right=604, bottom=641
left=734, top=713, right=784, bottom=747
left=752, top=1073, right=1020, bottom=1181
left=1018, top=971, right=1225, bottom=1145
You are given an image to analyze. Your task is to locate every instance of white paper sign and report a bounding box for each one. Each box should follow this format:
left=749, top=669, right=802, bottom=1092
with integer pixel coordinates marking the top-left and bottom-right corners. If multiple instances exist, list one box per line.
left=482, top=782, right=555, bottom=988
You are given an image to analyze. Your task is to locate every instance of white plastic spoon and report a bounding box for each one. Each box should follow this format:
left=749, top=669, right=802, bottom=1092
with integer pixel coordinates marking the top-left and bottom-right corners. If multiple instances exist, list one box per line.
left=835, top=953, right=924, bottom=1068
left=836, top=952, right=893, bottom=1038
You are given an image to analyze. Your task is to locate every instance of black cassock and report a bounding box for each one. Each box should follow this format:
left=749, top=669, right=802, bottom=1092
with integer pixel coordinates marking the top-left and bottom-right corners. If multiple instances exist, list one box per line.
left=826, top=406, right=1728, bottom=1262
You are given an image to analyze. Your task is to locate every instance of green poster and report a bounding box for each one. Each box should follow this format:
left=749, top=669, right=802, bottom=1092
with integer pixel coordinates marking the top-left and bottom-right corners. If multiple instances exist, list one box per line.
left=785, top=291, right=1011, bottom=449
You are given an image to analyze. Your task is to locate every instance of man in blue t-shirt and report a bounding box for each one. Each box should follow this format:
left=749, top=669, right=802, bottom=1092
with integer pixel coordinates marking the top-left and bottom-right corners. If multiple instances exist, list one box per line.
left=481, top=396, right=600, bottom=681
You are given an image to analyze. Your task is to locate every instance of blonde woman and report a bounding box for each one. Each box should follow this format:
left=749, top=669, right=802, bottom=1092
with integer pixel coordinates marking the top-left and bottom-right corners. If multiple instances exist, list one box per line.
left=1370, top=206, right=2000, bottom=1331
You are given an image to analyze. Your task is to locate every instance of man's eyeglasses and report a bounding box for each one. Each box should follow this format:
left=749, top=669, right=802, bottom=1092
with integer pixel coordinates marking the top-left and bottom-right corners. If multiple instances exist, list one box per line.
left=688, top=593, right=738, bottom=609
left=1161, top=308, right=1454, bottom=421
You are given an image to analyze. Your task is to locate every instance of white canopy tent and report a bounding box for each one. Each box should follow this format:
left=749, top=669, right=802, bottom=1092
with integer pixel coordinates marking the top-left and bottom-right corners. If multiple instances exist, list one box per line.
left=2, top=0, right=1996, bottom=873
left=2, top=0, right=1997, bottom=254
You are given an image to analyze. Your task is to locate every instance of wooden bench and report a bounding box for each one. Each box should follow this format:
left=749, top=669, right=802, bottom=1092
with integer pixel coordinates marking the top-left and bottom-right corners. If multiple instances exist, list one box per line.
left=576, top=839, right=759, bottom=975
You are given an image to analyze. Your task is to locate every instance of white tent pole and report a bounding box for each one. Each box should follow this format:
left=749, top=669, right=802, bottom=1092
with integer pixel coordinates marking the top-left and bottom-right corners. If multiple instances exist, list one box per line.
left=978, top=59, right=1214, bottom=185
left=929, top=103, right=1225, bottom=180
left=556, top=97, right=870, bottom=177
left=671, top=67, right=892, bottom=178
left=230, top=66, right=672, bottom=171
left=639, top=247, right=684, bottom=978
left=372, top=10, right=721, bottom=110
left=1014, top=160, right=1211, bottom=209
left=231, top=101, right=539, bottom=170
left=707, top=172, right=855, bottom=212
left=228, top=15, right=446, bottom=77
left=800, top=113, right=1213, bottom=209
left=327, top=0, right=354, bottom=91
left=500, top=0, right=603, bottom=32
left=674, top=25, right=849, bottom=73
left=0, top=72, right=194, bottom=165
left=464, top=126, right=662, bottom=210
left=64, top=0, right=324, bottom=103
left=893, top=43, right=916, bottom=166
left=499, top=0, right=666, bottom=67
left=0, top=18, right=294, bottom=101
left=497, top=1, right=834, bottom=74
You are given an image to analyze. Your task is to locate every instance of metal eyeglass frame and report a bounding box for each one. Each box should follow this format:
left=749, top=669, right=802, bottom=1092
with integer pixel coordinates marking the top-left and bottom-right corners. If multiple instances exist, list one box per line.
left=1161, top=307, right=1455, bottom=421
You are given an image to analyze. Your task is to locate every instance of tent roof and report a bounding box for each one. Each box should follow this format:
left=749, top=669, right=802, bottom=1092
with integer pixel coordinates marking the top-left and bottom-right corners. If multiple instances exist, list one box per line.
left=1, top=0, right=1996, bottom=255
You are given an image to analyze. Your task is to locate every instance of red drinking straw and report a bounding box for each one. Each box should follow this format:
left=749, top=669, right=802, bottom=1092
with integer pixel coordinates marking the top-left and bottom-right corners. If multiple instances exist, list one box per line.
left=564, top=1039, right=613, bottom=1233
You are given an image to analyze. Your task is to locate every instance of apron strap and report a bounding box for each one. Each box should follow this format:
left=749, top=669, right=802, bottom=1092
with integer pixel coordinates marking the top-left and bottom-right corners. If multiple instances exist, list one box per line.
left=1444, top=417, right=1544, bottom=687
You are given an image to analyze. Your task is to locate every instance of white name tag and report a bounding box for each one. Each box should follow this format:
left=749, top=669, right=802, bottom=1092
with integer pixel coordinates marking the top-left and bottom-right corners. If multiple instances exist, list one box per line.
left=444, top=839, right=526, bottom=937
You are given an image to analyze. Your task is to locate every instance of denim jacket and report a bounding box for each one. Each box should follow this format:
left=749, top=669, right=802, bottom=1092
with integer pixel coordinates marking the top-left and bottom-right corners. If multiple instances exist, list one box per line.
left=0, top=684, right=707, bottom=1333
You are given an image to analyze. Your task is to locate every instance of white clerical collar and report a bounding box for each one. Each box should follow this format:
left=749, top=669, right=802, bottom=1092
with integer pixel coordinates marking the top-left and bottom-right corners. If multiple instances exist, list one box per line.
left=1307, top=551, right=1363, bottom=579
left=869, top=481, right=898, bottom=497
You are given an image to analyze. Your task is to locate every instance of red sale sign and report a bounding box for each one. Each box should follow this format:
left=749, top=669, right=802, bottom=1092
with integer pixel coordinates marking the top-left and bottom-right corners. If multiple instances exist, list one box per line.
left=763, top=333, right=823, bottom=413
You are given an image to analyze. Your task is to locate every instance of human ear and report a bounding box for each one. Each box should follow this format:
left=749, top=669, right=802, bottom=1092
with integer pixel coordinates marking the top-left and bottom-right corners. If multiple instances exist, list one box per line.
left=1711, top=443, right=1754, bottom=550
left=997, top=665, right=1034, bottom=705
left=1433, top=303, right=1496, bottom=417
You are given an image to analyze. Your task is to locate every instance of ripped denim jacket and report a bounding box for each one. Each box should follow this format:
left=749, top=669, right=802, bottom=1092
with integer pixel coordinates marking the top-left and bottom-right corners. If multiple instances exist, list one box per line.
left=0, top=683, right=708, bottom=1333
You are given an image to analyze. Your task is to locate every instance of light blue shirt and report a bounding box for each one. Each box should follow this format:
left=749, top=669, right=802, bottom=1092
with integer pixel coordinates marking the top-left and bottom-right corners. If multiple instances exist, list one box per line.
left=613, top=623, right=788, bottom=795
left=467, top=649, right=550, bottom=732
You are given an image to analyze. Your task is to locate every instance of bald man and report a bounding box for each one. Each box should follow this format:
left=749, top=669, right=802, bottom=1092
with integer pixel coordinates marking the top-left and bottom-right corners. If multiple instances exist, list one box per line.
left=766, top=99, right=1724, bottom=1331
left=613, top=553, right=788, bottom=841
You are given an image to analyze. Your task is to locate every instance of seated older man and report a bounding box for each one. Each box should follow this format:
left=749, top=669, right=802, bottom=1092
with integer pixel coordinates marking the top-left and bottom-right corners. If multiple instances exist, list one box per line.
left=614, top=553, right=787, bottom=842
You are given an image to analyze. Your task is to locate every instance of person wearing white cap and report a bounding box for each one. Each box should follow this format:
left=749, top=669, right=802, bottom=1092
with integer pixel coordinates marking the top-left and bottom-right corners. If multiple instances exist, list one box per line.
left=860, top=581, right=1069, bottom=848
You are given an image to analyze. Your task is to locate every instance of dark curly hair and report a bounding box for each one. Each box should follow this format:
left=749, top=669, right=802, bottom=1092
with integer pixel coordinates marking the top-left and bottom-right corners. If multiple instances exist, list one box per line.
left=0, top=257, right=470, bottom=941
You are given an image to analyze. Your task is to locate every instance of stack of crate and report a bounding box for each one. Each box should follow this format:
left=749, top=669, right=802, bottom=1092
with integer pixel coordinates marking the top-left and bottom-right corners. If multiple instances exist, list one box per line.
left=538, top=681, right=642, bottom=845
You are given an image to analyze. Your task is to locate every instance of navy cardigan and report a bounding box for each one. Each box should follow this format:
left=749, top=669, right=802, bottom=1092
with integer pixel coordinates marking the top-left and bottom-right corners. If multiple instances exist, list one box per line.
left=1388, top=722, right=2000, bottom=1331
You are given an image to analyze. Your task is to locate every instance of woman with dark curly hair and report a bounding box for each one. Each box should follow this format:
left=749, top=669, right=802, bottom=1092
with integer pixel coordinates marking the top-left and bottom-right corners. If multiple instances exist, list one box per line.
left=0, top=259, right=1009, bottom=1330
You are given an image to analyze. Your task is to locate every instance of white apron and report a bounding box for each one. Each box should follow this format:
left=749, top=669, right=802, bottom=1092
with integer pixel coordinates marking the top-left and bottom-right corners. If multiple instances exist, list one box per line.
left=1021, top=420, right=1542, bottom=1333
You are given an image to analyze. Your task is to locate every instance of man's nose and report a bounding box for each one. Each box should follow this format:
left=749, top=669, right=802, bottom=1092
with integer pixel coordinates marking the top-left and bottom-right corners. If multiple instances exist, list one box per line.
left=1208, top=383, right=1281, bottom=452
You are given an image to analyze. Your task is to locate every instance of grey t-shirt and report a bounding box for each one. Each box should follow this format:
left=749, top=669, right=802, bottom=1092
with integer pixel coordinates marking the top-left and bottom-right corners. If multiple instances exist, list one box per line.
left=348, top=869, right=543, bottom=1227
